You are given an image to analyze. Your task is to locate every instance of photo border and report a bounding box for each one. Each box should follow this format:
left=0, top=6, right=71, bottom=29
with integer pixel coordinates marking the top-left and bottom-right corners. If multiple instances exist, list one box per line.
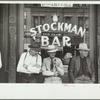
left=0, top=1, right=100, bottom=99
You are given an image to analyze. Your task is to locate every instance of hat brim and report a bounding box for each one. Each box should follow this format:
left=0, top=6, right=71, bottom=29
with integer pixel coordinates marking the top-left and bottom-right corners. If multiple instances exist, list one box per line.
left=28, top=45, right=40, bottom=48
left=47, top=49, right=58, bottom=52
left=29, top=45, right=41, bottom=51
left=31, top=48, right=41, bottom=52
left=77, top=48, right=90, bottom=51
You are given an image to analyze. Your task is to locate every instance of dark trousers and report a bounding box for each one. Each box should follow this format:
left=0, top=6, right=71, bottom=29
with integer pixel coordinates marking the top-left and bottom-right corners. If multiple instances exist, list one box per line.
left=20, top=73, right=38, bottom=83
left=19, top=72, right=45, bottom=83
left=74, top=75, right=93, bottom=83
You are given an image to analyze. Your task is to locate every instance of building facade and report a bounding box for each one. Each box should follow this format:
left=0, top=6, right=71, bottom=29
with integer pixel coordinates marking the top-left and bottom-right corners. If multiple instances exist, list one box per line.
left=0, top=4, right=99, bottom=83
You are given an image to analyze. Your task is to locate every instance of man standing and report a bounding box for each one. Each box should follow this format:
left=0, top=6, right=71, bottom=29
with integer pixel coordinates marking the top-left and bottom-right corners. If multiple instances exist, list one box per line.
left=17, top=40, right=42, bottom=83
left=42, top=45, right=64, bottom=83
left=69, top=43, right=95, bottom=83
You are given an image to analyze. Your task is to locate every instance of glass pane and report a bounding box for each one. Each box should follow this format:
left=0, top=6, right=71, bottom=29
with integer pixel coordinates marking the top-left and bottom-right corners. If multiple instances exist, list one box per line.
left=85, top=17, right=89, bottom=32
left=78, top=17, right=84, bottom=28
left=40, top=16, right=45, bottom=25
left=64, top=17, right=71, bottom=24
left=34, top=16, right=38, bottom=27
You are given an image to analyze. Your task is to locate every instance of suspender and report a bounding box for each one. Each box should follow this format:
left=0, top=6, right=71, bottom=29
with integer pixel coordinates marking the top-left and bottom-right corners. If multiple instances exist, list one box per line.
left=35, top=55, right=38, bottom=64
left=23, top=52, right=28, bottom=65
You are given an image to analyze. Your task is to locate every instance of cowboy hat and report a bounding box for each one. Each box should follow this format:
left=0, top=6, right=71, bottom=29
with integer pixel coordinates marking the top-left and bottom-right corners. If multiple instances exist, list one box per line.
left=47, top=45, right=58, bottom=52
left=28, top=39, right=41, bottom=51
left=77, top=43, right=90, bottom=51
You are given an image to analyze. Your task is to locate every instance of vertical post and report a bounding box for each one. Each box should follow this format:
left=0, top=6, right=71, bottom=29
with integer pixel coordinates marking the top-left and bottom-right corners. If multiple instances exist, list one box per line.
left=8, top=5, right=17, bottom=83
left=89, top=5, right=98, bottom=83
left=16, top=4, right=24, bottom=83
left=2, top=4, right=9, bottom=82
left=17, top=4, right=24, bottom=58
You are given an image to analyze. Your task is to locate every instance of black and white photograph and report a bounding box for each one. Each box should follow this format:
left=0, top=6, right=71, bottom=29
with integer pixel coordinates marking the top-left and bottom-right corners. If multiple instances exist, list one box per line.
left=0, top=1, right=100, bottom=99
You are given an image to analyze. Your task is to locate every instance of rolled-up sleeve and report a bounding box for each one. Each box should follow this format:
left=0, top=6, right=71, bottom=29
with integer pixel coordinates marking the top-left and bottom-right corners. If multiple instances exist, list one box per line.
left=57, top=59, right=64, bottom=76
left=42, top=59, right=47, bottom=73
left=17, top=53, right=28, bottom=73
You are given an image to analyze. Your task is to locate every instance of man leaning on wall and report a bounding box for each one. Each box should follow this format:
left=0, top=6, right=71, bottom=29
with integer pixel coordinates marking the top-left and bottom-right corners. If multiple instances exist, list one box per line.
left=69, top=43, right=95, bottom=83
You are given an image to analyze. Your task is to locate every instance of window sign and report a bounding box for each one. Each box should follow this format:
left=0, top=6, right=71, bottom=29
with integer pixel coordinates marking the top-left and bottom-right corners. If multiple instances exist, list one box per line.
left=30, top=22, right=86, bottom=47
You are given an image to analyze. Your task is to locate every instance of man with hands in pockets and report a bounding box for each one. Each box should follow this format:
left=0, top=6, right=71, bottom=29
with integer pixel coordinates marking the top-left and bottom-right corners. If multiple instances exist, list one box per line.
left=69, top=43, right=95, bottom=83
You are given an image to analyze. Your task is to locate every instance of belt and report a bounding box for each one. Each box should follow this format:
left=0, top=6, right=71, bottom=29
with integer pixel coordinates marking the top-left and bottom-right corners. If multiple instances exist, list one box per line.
left=45, top=75, right=61, bottom=78
left=20, top=73, right=37, bottom=76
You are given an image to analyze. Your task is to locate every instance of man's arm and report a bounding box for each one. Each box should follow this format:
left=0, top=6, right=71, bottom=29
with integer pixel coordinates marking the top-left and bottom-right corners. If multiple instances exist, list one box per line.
left=69, top=57, right=75, bottom=83
left=91, top=58, right=95, bottom=83
left=37, top=55, right=42, bottom=67
left=57, top=59, right=64, bottom=76
left=17, top=53, right=29, bottom=73
left=42, top=59, right=54, bottom=76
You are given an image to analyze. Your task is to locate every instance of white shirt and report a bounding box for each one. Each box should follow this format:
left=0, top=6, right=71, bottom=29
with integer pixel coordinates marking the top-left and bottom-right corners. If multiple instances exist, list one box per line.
left=0, top=52, right=2, bottom=68
left=42, top=57, right=64, bottom=76
left=17, top=52, right=42, bottom=74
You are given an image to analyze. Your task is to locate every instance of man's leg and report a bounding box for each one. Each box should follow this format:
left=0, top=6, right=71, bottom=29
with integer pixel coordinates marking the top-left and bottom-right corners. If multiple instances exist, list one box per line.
left=51, top=77, right=62, bottom=83
left=20, top=74, right=29, bottom=83
left=74, top=76, right=84, bottom=83
left=29, top=74, right=38, bottom=83
left=84, top=76, right=94, bottom=83
left=44, top=77, right=52, bottom=83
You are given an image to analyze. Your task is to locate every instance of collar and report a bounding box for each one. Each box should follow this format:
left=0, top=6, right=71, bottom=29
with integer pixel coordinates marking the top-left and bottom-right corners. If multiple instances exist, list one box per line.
left=80, top=55, right=84, bottom=59
left=80, top=55, right=86, bottom=61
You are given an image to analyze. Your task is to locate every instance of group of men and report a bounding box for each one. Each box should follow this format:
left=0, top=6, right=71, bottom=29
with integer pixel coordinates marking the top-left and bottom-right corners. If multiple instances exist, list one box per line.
left=17, top=40, right=95, bottom=83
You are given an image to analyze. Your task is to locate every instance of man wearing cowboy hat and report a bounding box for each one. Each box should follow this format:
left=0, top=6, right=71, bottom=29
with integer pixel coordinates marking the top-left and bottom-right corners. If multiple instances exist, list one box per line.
left=17, top=40, right=42, bottom=83
left=42, top=45, right=64, bottom=83
left=69, top=43, right=95, bottom=83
